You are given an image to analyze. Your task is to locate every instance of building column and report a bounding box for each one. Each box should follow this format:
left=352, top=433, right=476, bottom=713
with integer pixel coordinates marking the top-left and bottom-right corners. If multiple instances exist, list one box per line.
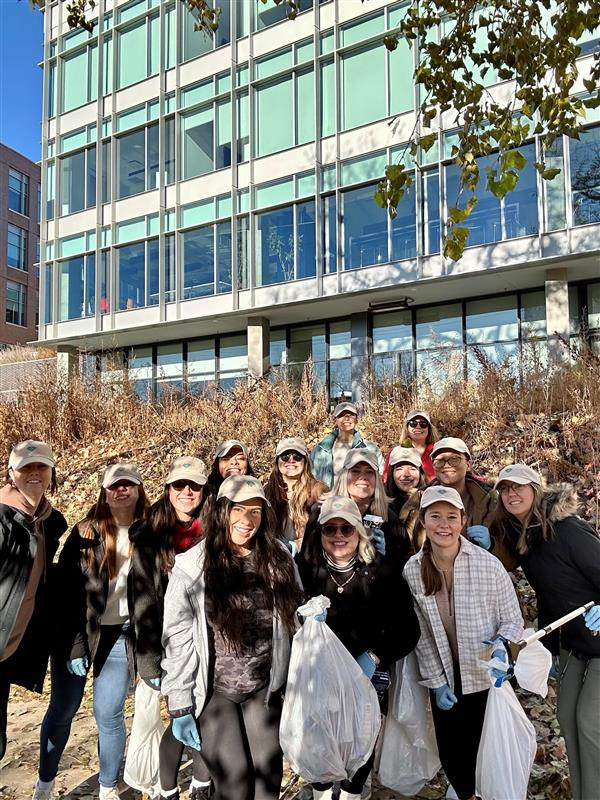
left=544, top=268, right=570, bottom=367
left=247, top=316, right=270, bottom=379
left=56, top=345, right=79, bottom=383
left=351, top=312, right=371, bottom=407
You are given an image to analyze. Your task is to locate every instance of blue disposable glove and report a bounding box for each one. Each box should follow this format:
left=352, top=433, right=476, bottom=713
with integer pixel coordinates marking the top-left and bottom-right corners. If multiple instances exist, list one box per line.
left=286, top=539, right=299, bottom=557
left=434, top=684, right=458, bottom=711
left=148, top=677, right=161, bottom=689
left=584, top=604, right=600, bottom=631
left=483, top=638, right=512, bottom=687
left=371, top=527, right=386, bottom=556
left=172, top=714, right=201, bottom=751
left=313, top=608, right=327, bottom=623
left=66, top=656, right=89, bottom=677
left=356, top=651, right=377, bottom=680
left=467, top=525, right=491, bottom=550
left=549, top=655, right=560, bottom=680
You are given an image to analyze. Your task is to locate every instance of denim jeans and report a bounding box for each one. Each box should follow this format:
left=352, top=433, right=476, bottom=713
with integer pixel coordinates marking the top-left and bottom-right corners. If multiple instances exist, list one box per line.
left=39, top=630, right=131, bottom=788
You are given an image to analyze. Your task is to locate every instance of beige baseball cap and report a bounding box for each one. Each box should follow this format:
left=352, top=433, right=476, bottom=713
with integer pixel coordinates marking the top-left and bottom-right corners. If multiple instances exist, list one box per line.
left=215, top=440, right=248, bottom=459
left=389, top=446, right=422, bottom=469
left=166, top=456, right=208, bottom=486
left=406, top=409, right=431, bottom=424
left=333, top=402, right=358, bottom=418
left=431, top=437, right=471, bottom=459
left=102, top=463, right=143, bottom=489
left=420, top=485, right=464, bottom=510
left=343, top=448, right=379, bottom=472
left=217, top=475, right=270, bottom=505
left=9, top=440, right=55, bottom=470
left=496, top=464, right=542, bottom=488
left=318, top=496, right=363, bottom=527
left=275, top=437, right=309, bottom=458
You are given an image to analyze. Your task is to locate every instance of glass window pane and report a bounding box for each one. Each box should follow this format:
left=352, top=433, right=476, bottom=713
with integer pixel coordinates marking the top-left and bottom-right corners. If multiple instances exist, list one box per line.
left=119, top=20, right=147, bottom=88
left=417, top=349, right=464, bottom=390
left=8, top=170, right=29, bottom=215
left=219, top=334, right=248, bottom=384
left=236, top=92, right=249, bottom=162
left=296, top=68, right=315, bottom=145
left=86, top=254, right=95, bottom=316
left=48, top=60, right=57, bottom=117
left=156, top=342, right=183, bottom=395
left=504, top=144, right=538, bottom=238
left=570, top=127, right=600, bottom=226
left=520, top=291, right=546, bottom=338
left=60, top=150, right=86, bottom=215
left=392, top=184, right=416, bottom=260
left=373, top=310, right=412, bottom=353
left=255, top=205, right=294, bottom=285
left=103, top=36, right=113, bottom=95
left=7, top=224, right=27, bottom=270
left=149, top=14, right=160, bottom=76
left=466, top=296, right=518, bottom=344
left=165, top=4, right=176, bottom=69
left=270, top=331, right=286, bottom=367
left=389, top=39, right=413, bottom=114
left=128, top=345, right=153, bottom=399
left=62, top=49, right=88, bottom=111
left=86, top=145, right=96, bottom=208
left=416, top=305, right=462, bottom=349
left=341, top=44, right=386, bottom=130
left=182, top=5, right=212, bottom=61
left=322, top=194, right=337, bottom=274
left=216, top=221, right=232, bottom=293
left=297, top=200, right=316, bottom=279
left=289, top=324, right=326, bottom=365
left=237, top=215, right=250, bottom=289
left=446, top=156, right=502, bottom=247
left=182, top=107, right=214, bottom=179
left=148, top=238, right=159, bottom=306
left=147, top=123, right=159, bottom=189
left=466, top=342, right=519, bottom=378
left=43, top=263, right=53, bottom=324
left=588, top=283, right=600, bottom=330
left=255, top=77, right=293, bottom=156
left=330, top=320, right=351, bottom=359
left=89, top=43, right=98, bottom=102
left=189, top=339, right=216, bottom=386
left=320, top=60, right=335, bottom=137
left=117, top=241, right=146, bottom=310
left=423, top=169, right=440, bottom=255
left=117, top=129, right=146, bottom=198
left=545, top=136, right=565, bottom=231
left=100, top=250, right=110, bottom=313
left=216, top=99, right=232, bottom=169
left=6, top=281, right=26, bottom=326
left=255, top=0, right=311, bottom=29
left=58, top=257, right=84, bottom=320
left=329, top=358, right=352, bottom=400
left=183, top=226, right=215, bottom=298
left=215, top=0, right=231, bottom=46
left=343, top=184, right=388, bottom=269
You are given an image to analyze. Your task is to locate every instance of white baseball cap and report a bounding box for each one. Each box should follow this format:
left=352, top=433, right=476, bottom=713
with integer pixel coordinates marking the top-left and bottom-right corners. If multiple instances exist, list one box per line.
left=217, top=475, right=270, bottom=506
left=215, top=440, right=249, bottom=459
left=318, top=496, right=363, bottom=527
left=275, top=437, right=309, bottom=458
left=102, top=463, right=143, bottom=488
left=389, top=446, right=422, bottom=469
left=166, top=456, right=208, bottom=486
left=9, top=440, right=55, bottom=470
left=406, top=409, right=431, bottom=424
left=431, top=437, right=471, bottom=459
left=333, top=402, right=358, bottom=418
left=343, top=448, right=379, bottom=472
left=420, top=486, right=465, bottom=510
left=496, top=464, right=542, bottom=488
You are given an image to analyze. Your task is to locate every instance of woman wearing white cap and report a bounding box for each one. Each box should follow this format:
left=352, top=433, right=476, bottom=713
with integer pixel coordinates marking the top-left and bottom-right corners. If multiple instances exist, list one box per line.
left=202, top=440, right=255, bottom=520
left=264, top=437, right=328, bottom=551
left=489, top=464, right=600, bottom=800
left=310, top=402, right=383, bottom=489
left=384, top=446, right=426, bottom=551
left=161, top=475, right=302, bottom=800
left=296, top=496, right=420, bottom=800
left=130, top=457, right=212, bottom=800
left=403, top=486, right=523, bottom=800
left=0, top=441, right=67, bottom=768
left=34, top=463, right=148, bottom=800
left=382, top=410, right=440, bottom=484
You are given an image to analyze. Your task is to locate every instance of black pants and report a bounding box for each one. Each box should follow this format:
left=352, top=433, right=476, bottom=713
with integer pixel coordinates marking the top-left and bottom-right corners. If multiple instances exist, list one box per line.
left=430, top=669, right=488, bottom=800
left=159, top=721, right=211, bottom=791
left=313, top=750, right=376, bottom=794
left=197, top=686, right=283, bottom=800
left=0, top=668, right=10, bottom=761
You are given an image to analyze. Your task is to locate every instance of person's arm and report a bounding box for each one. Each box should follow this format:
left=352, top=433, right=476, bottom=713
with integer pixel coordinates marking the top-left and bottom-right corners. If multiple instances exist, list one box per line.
left=161, top=569, right=199, bottom=715
left=131, top=540, right=164, bottom=680
left=382, top=512, right=412, bottom=567
left=565, top=518, right=600, bottom=592
left=488, top=521, right=520, bottom=571
left=402, top=565, right=447, bottom=689
left=56, top=525, right=90, bottom=661
left=370, top=569, right=420, bottom=669
left=494, top=562, right=525, bottom=644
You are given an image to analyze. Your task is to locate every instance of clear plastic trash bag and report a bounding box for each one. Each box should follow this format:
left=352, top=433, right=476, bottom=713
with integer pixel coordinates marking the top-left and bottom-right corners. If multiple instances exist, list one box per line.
left=124, top=679, right=165, bottom=797
left=279, top=595, right=381, bottom=784
left=513, top=629, right=553, bottom=697
left=376, top=652, right=440, bottom=797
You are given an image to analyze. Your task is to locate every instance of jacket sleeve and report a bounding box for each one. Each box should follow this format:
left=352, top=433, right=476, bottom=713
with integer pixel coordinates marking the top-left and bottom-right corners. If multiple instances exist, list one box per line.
left=564, top=517, right=600, bottom=592
left=56, top=526, right=90, bottom=661
left=161, top=569, right=199, bottom=715
left=489, top=523, right=520, bottom=572
left=370, top=570, right=420, bottom=669
left=494, top=562, right=524, bottom=643
left=131, top=540, right=163, bottom=679
left=383, top=510, right=412, bottom=568
left=403, top=564, right=447, bottom=690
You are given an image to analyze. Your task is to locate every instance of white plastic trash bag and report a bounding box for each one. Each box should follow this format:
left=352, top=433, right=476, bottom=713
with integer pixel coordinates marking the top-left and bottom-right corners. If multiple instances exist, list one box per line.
left=513, top=629, right=553, bottom=697
left=377, top=652, right=440, bottom=796
left=475, top=682, right=537, bottom=800
left=124, top=680, right=165, bottom=796
left=279, top=595, right=381, bottom=784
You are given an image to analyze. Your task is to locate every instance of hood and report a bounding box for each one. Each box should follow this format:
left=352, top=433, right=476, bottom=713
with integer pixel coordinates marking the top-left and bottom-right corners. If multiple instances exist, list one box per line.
left=544, top=483, right=579, bottom=523
left=128, top=518, right=147, bottom=543
left=172, top=538, right=206, bottom=582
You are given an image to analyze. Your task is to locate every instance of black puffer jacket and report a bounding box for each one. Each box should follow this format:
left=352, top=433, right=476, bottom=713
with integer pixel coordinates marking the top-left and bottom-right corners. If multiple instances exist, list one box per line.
left=491, top=485, right=600, bottom=657
left=0, top=504, right=67, bottom=692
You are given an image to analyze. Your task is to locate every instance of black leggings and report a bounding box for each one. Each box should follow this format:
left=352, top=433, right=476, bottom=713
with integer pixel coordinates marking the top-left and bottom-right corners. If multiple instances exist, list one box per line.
left=312, top=750, right=376, bottom=794
left=197, top=686, right=283, bottom=800
left=0, top=670, right=10, bottom=762
left=430, top=669, right=488, bottom=800
left=159, top=721, right=211, bottom=791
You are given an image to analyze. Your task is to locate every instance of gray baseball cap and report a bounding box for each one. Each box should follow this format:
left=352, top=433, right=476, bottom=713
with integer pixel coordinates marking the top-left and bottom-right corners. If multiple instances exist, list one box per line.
left=406, top=409, right=432, bottom=424
left=166, top=456, right=208, bottom=486
left=333, top=402, right=358, bottom=418
left=9, top=440, right=55, bottom=470
left=102, top=462, right=143, bottom=488
left=275, top=437, right=309, bottom=458
left=318, top=496, right=363, bottom=527
left=215, top=440, right=248, bottom=459
left=389, top=446, right=422, bottom=469
left=343, top=448, right=379, bottom=472
left=217, top=475, right=270, bottom=506
left=420, top=486, right=464, bottom=510
left=431, top=437, right=471, bottom=459
left=496, top=464, right=541, bottom=488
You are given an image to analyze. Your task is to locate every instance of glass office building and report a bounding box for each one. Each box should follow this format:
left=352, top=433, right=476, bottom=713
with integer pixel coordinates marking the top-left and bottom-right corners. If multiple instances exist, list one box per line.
left=39, top=0, right=600, bottom=399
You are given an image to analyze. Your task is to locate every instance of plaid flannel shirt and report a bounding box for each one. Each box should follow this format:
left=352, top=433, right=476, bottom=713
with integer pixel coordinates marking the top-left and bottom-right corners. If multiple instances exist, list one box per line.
left=403, top=536, right=523, bottom=695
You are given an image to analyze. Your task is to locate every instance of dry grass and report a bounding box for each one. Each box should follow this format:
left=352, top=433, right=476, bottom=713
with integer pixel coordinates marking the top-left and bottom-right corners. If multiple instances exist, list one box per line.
left=0, top=344, right=56, bottom=364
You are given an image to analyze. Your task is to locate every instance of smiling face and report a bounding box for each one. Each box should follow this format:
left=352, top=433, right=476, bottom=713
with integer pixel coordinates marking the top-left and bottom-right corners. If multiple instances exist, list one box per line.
left=335, top=411, right=358, bottom=434
left=277, top=451, right=305, bottom=481
left=321, top=516, right=359, bottom=564
left=393, top=463, right=421, bottom=492
left=423, top=501, right=465, bottom=553
left=346, top=462, right=377, bottom=503
left=10, top=462, right=52, bottom=500
left=433, top=450, right=469, bottom=488
left=218, top=446, right=248, bottom=479
left=499, top=482, right=536, bottom=522
left=105, top=479, right=140, bottom=515
left=168, top=480, right=203, bottom=521
left=407, top=416, right=430, bottom=444
left=228, top=498, right=263, bottom=552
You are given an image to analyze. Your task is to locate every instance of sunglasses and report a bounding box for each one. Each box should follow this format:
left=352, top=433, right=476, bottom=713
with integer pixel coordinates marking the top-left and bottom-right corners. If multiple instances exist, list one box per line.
left=170, top=479, right=203, bottom=491
left=107, top=480, right=137, bottom=490
left=408, top=419, right=429, bottom=429
left=433, top=456, right=464, bottom=468
left=279, top=452, right=305, bottom=463
left=322, top=523, right=355, bottom=537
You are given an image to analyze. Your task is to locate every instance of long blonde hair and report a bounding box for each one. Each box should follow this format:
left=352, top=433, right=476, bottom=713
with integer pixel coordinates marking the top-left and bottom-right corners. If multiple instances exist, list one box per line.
left=265, top=461, right=327, bottom=538
left=330, top=467, right=391, bottom=520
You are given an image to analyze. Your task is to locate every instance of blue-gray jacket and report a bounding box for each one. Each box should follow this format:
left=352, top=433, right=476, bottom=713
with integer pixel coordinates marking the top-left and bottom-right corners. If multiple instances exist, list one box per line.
left=309, top=430, right=384, bottom=488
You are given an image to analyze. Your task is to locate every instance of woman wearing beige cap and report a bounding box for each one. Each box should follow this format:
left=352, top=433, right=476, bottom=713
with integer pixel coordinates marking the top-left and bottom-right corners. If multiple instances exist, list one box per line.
left=35, top=463, right=147, bottom=800
left=403, top=486, right=523, bottom=800
left=296, top=496, right=420, bottom=800
left=162, top=475, right=302, bottom=800
left=130, top=456, right=212, bottom=800
left=0, top=441, right=67, bottom=770
left=489, top=464, right=600, bottom=800
left=264, top=437, right=328, bottom=551
left=202, top=440, right=255, bottom=520
left=384, top=446, right=426, bottom=551
left=383, top=409, right=440, bottom=484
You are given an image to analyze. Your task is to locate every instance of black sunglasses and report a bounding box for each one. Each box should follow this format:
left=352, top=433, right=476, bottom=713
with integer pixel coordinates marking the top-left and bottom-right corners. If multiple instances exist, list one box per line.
left=408, top=419, right=429, bottom=429
left=279, top=451, right=305, bottom=463
left=170, top=479, right=203, bottom=491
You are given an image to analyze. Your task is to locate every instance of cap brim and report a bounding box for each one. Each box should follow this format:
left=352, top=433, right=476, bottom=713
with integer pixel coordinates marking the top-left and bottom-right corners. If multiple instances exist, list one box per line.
left=12, top=456, right=55, bottom=469
left=105, top=477, right=142, bottom=488
left=319, top=510, right=359, bottom=526
left=421, top=498, right=464, bottom=510
left=496, top=476, right=535, bottom=487
left=167, top=473, right=208, bottom=485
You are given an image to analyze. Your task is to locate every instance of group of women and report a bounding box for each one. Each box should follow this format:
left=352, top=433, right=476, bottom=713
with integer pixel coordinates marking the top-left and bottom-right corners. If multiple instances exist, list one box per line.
left=0, top=400, right=598, bottom=800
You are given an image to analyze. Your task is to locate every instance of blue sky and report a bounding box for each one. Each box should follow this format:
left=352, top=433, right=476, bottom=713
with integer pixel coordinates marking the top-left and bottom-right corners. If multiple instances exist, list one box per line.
left=0, top=0, right=44, bottom=163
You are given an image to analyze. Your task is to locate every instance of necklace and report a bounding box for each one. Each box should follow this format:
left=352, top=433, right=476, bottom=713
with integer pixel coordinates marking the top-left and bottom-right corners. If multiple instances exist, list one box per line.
left=327, top=565, right=357, bottom=593
left=431, top=552, right=453, bottom=573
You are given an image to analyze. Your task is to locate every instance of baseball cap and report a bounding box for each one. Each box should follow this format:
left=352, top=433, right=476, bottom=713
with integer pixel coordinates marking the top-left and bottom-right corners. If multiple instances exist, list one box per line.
left=102, top=463, right=143, bottom=488
left=406, top=409, right=431, bottom=425
left=389, top=446, right=422, bottom=469
left=166, top=456, right=208, bottom=486
left=275, top=437, right=309, bottom=458
left=431, top=437, right=471, bottom=459
left=420, top=486, right=465, bottom=510
left=215, top=440, right=249, bottom=459
left=333, top=402, right=358, bottom=418
left=496, top=464, right=542, bottom=488
left=343, top=448, right=379, bottom=472
left=9, top=440, right=55, bottom=470
left=217, top=475, right=270, bottom=506
left=318, top=496, right=363, bottom=527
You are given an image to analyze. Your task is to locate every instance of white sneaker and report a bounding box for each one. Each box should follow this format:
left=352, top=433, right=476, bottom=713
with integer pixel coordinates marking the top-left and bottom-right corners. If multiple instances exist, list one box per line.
left=445, top=785, right=459, bottom=800
left=99, top=788, right=121, bottom=800
left=339, top=792, right=361, bottom=800
left=32, top=779, right=55, bottom=800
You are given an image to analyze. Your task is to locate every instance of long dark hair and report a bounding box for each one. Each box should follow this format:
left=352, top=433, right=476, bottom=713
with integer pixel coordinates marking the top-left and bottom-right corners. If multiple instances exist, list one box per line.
left=146, top=486, right=205, bottom=573
left=203, top=497, right=301, bottom=649
left=385, top=466, right=427, bottom=506
left=419, top=509, right=466, bottom=595
left=204, top=455, right=256, bottom=501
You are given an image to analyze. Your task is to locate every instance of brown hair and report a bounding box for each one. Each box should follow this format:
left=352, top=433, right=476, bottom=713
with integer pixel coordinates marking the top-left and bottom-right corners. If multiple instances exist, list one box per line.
left=419, top=507, right=466, bottom=595
left=147, top=485, right=205, bottom=574
left=264, top=459, right=327, bottom=539
left=400, top=416, right=441, bottom=447
left=493, top=483, right=554, bottom=555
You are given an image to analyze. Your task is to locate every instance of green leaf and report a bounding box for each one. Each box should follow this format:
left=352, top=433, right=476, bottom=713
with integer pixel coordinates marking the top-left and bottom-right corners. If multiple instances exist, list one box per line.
left=541, top=167, right=561, bottom=180
left=420, top=133, right=437, bottom=152
left=443, top=238, right=465, bottom=262
left=373, top=190, right=386, bottom=209
left=502, top=150, right=527, bottom=171
left=383, top=35, right=399, bottom=52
